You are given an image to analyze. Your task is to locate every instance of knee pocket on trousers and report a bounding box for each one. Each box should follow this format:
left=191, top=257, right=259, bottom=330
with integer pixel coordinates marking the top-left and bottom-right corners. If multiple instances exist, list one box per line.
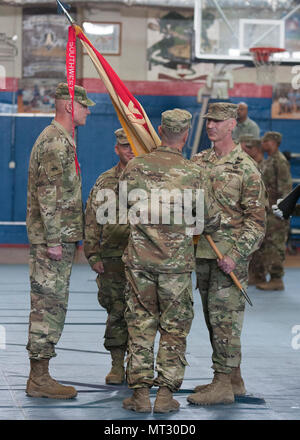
left=97, top=290, right=111, bottom=311
left=97, top=276, right=112, bottom=311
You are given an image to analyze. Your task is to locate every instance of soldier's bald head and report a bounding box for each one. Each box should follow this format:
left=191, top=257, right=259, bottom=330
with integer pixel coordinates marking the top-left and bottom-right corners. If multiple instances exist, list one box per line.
left=237, top=102, right=248, bottom=122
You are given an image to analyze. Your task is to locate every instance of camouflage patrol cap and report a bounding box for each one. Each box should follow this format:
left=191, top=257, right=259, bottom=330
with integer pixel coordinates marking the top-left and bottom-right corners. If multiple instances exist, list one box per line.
left=240, top=135, right=261, bottom=148
left=239, top=134, right=255, bottom=147
left=161, top=108, right=192, bottom=133
left=55, top=82, right=96, bottom=106
left=114, top=128, right=130, bottom=145
left=239, top=134, right=254, bottom=143
left=262, top=131, right=282, bottom=145
left=203, top=102, right=238, bottom=120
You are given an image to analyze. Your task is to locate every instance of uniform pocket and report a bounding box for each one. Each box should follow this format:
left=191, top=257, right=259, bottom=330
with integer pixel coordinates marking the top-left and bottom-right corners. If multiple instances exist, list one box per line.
left=212, top=171, right=242, bottom=209
left=97, top=275, right=111, bottom=311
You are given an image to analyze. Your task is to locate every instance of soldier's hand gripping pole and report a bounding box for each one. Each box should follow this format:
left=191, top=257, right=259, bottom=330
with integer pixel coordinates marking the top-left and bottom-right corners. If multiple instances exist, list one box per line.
left=205, top=234, right=253, bottom=307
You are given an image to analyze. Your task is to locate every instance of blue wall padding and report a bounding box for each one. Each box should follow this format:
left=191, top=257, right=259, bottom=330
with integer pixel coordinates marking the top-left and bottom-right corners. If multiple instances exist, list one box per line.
left=0, top=92, right=299, bottom=243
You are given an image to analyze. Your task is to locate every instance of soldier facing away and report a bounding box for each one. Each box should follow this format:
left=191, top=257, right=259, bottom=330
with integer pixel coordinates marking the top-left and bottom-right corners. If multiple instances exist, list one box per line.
left=26, top=82, right=95, bottom=399
left=255, top=132, right=293, bottom=291
left=120, top=109, right=220, bottom=414
left=188, top=102, right=267, bottom=406
left=84, top=128, right=134, bottom=384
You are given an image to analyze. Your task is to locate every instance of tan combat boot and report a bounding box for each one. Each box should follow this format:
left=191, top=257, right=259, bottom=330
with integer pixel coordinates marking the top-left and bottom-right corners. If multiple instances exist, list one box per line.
left=256, top=278, right=284, bottom=291
left=26, top=359, right=77, bottom=399
left=187, top=372, right=234, bottom=405
left=193, top=373, right=218, bottom=394
left=231, top=367, right=246, bottom=395
left=153, top=386, right=180, bottom=413
left=122, top=388, right=152, bottom=413
left=105, top=348, right=126, bottom=384
left=194, top=367, right=246, bottom=396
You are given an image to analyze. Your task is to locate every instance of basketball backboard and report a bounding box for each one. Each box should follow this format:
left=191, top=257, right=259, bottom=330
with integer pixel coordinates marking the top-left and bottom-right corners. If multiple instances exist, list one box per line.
left=194, top=0, right=300, bottom=65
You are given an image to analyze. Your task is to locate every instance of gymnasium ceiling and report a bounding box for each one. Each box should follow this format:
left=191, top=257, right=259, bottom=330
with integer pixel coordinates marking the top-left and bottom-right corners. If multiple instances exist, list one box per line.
left=0, top=0, right=298, bottom=10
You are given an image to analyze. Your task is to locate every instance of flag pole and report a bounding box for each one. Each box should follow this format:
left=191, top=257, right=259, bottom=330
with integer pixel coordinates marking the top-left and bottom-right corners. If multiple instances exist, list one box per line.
left=56, top=0, right=76, bottom=25
left=205, top=235, right=253, bottom=307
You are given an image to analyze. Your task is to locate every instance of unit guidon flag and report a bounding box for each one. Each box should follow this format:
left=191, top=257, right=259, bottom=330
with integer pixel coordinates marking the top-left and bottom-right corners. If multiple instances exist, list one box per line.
left=67, top=24, right=161, bottom=157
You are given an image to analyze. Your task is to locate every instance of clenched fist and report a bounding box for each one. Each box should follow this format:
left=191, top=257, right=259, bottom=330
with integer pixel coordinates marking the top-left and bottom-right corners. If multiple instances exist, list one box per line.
left=92, top=261, right=105, bottom=274
left=47, top=245, right=63, bottom=261
left=217, top=255, right=236, bottom=274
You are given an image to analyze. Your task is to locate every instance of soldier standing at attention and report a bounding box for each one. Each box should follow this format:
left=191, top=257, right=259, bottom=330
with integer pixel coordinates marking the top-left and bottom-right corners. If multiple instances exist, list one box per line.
left=84, top=128, right=134, bottom=384
left=26, top=83, right=95, bottom=399
left=256, top=132, right=293, bottom=291
left=121, top=109, right=219, bottom=414
left=232, top=102, right=260, bottom=141
left=240, top=136, right=268, bottom=285
left=188, top=103, right=267, bottom=406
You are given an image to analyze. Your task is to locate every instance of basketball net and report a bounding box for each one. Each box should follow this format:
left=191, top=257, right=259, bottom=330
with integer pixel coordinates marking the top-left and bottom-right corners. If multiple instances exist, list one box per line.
left=250, top=47, right=285, bottom=85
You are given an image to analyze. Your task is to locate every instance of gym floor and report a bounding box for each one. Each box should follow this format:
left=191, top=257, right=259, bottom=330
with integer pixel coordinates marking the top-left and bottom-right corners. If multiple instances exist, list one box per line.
left=0, top=252, right=299, bottom=421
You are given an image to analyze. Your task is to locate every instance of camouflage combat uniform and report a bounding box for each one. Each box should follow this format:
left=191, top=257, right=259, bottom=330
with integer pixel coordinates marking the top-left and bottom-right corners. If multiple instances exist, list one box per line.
left=26, top=84, right=95, bottom=360
left=238, top=137, right=268, bottom=283
left=84, top=161, right=129, bottom=351
left=192, top=104, right=267, bottom=375
left=256, top=137, right=293, bottom=280
left=26, top=120, right=83, bottom=360
left=121, top=109, right=219, bottom=392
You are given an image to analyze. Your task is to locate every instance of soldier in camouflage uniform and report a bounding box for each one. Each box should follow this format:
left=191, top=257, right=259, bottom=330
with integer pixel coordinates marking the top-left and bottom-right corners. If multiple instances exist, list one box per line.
left=84, top=128, right=134, bottom=384
left=26, top=83, right=95, bottom=399
left=256, top=132, right=293, bottom=291
left=187, top=103, right=267, bottom=406
left=240, top=136, right=268, bottom=285
left=121, top=109, right=220, bottom=414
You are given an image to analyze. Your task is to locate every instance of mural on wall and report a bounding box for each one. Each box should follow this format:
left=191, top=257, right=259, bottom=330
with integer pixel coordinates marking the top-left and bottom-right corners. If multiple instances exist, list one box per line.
left=22, top=13, right=71, bottom=79
left=272, top=83, right=300, bottom=119
left=286, top=13, right=300, bottom=51
left=17, top=79, right=57, bottom=113
left=19, top=9, right=77, bottom=113
left=147, top=11, right=214, bottom=81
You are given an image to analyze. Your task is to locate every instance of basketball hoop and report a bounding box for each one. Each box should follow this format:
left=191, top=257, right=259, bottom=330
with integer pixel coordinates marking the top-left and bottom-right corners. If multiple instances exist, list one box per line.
left=249, top=47, right=286, bottom=85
